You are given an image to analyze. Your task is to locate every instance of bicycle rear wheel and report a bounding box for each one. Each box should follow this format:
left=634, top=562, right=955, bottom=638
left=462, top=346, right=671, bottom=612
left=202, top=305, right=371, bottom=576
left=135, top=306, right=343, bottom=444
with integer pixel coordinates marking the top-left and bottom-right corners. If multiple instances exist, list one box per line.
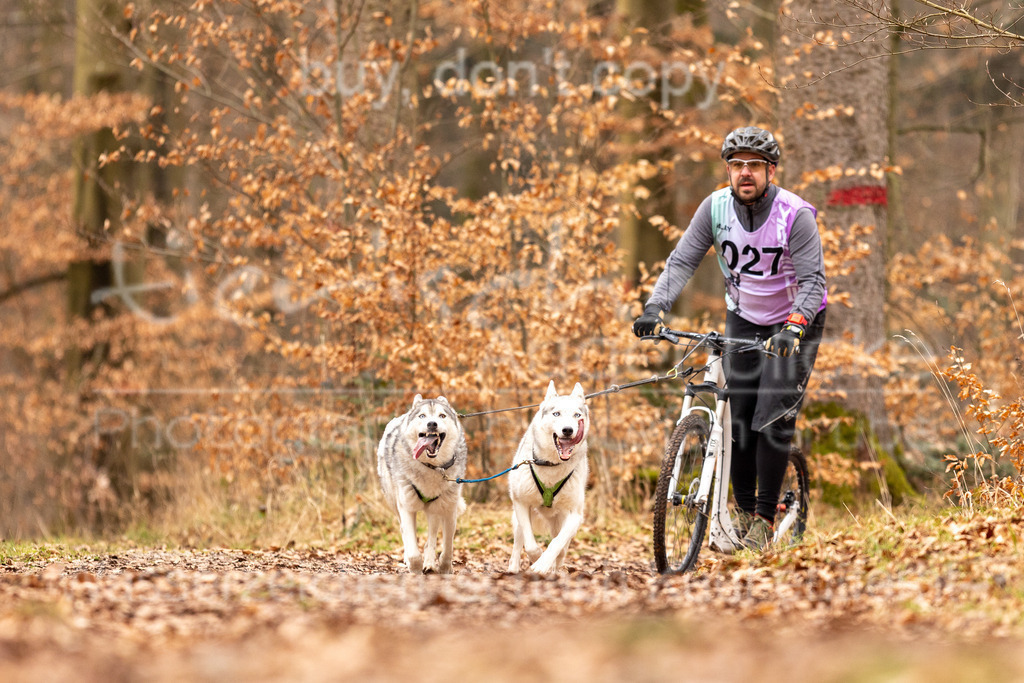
left=774, top=447, right=809, bottom=547
left=653, top=414, right=711, bottom=574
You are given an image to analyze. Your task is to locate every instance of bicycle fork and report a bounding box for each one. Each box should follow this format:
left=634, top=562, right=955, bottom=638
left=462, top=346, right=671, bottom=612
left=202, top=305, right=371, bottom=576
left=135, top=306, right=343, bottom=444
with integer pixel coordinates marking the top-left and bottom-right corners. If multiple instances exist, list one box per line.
left=685, top=414, right=718, bottom=515
left=706, top=399, right=745, bottom=553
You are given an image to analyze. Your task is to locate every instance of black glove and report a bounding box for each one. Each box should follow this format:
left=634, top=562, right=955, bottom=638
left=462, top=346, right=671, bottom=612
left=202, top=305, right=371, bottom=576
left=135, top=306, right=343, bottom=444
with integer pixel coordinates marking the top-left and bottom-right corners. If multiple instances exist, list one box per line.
left=765, top=317, right=806, bottom=357
left=632, top=306, right=663, bottom=337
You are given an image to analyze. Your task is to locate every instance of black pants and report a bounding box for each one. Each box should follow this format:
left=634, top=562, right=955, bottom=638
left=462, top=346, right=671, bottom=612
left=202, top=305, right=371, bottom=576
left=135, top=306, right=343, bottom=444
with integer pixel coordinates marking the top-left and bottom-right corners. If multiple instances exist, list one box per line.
left=725, top=308, right=826, bottom=522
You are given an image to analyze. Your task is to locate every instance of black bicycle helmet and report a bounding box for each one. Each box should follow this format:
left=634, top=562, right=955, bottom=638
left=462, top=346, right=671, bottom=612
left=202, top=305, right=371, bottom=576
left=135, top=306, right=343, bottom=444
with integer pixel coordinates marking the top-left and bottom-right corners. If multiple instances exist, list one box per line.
left=720, top=126, right=781, bottom=164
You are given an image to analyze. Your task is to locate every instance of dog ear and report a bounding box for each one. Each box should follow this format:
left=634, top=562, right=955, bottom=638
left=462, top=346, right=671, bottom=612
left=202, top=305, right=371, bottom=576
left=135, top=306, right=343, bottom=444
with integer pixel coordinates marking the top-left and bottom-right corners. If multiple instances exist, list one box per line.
left=412, top=394, right=423, bottom=408
left=545, top=380, right=558, bottom=400
left=571, top=382, right=585, bottom=400
left=436, top=396, right=449, bottom=405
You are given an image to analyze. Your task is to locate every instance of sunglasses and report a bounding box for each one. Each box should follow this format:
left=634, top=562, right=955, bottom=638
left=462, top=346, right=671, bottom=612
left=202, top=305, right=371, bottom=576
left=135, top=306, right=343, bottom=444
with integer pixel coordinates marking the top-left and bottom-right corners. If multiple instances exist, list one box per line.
left=726, top=158, right=771, bottom=172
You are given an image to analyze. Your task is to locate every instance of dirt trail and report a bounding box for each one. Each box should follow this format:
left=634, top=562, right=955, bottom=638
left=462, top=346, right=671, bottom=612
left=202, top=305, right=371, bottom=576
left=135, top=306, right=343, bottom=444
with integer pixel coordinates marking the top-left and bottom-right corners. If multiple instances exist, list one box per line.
left=2, top=542, right=1024, bottom=682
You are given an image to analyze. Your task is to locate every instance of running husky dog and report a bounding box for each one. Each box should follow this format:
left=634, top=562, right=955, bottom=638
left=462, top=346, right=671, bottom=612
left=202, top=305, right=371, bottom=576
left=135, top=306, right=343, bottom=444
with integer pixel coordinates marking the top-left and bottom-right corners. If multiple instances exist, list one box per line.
left=507, top=381, right=590, bottom=575
left=377, top=395, right=467, bottom=574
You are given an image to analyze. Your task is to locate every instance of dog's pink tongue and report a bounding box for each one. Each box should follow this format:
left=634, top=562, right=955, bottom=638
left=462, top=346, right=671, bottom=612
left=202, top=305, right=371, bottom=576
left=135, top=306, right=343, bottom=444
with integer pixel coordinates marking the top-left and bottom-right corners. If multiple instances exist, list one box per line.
left=567, top=419, right=586, bottom=446
left=413, top=436, right=436, bottom=460
left=556, top=421, right=587, bottom=458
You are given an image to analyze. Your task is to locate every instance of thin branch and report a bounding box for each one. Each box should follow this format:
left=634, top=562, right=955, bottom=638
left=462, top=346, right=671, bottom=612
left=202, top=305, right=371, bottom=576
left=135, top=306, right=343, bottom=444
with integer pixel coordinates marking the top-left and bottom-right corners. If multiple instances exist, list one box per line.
left=910, top=0, right=1024, bottom=42
left=0, top=272, right=68, bottom=306
left=773, top=1, right=1024, bottom=98
left=761, top=52, right=884, bottom=90
left=988, top=61, right=1024, bottom=106
left=845, top=0, right=1024, bottom=46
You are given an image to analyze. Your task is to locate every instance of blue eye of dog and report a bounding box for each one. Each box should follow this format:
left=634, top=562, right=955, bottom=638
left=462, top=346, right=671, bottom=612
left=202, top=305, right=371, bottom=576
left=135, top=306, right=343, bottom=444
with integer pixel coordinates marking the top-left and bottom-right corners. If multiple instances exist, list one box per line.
left=552, top=411, right=560, bottom=417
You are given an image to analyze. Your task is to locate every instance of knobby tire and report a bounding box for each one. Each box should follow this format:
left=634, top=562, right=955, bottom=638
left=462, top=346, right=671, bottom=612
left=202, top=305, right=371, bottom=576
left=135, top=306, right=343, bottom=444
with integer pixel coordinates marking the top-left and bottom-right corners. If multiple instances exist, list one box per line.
left=652, top=414, right=711, bottom=574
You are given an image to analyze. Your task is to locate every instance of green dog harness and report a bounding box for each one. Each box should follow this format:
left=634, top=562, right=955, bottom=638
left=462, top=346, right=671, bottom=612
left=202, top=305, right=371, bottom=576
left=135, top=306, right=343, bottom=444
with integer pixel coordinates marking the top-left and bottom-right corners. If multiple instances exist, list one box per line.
left=410, top=483, right=440, bottom=505
left=530, top=464, right=574, bottom=508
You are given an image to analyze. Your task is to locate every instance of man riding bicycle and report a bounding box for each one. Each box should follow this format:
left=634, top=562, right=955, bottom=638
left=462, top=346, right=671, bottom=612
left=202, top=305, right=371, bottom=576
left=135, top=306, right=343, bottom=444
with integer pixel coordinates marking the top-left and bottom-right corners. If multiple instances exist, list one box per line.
left=632, top=125, right=827, bottom=551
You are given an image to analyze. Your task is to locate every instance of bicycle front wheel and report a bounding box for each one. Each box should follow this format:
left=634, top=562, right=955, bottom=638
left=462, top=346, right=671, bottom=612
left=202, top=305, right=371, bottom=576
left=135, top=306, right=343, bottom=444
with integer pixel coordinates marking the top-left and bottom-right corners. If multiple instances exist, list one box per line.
left=774, top=447, right=810, bottom=547
left=653, top=414, right=711, bottom=574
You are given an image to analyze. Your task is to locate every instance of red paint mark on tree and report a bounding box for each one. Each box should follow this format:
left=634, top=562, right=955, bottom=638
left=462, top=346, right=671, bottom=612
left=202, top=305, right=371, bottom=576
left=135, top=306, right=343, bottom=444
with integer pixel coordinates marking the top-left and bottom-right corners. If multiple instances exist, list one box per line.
left=827, top=186, right=888, bottom=207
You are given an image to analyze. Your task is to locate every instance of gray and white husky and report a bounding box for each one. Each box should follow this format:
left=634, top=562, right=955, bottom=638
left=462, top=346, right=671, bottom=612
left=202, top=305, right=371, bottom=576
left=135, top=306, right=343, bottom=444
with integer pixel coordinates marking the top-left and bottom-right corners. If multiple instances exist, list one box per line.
left=377, top=394, right=467, bottom=574
left=507, top=381, right=590, bottom=575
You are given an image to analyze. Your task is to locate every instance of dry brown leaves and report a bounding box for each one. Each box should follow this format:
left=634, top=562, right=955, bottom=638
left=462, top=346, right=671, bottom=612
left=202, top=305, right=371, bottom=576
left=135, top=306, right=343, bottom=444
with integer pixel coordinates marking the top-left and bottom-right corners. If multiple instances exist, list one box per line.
left=2, top=508, right=1024, bottom=681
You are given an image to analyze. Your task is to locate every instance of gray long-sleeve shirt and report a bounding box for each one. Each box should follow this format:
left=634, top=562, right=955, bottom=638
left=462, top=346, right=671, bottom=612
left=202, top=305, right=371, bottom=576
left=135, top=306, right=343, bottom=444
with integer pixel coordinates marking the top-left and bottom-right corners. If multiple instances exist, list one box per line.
left=646, top=184, right=827, bottom=325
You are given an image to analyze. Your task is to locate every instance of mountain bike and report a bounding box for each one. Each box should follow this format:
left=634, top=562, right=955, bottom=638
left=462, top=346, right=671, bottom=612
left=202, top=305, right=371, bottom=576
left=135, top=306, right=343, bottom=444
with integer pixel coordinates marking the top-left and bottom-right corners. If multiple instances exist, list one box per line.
left=644, top=327, right=810, bottom=574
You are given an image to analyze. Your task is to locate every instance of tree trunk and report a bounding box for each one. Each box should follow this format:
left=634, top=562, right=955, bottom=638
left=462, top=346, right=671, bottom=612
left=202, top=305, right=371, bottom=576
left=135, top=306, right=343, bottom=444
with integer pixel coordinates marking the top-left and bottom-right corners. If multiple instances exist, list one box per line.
left=616, top=0, right=718, bottom=322
left=616, top=0, right=677, bottom=287
left=68, top=0, right=131, bottom=379
left=775, top=0, right=893, bottom=444
left=70, top=0, right=144, bottom=523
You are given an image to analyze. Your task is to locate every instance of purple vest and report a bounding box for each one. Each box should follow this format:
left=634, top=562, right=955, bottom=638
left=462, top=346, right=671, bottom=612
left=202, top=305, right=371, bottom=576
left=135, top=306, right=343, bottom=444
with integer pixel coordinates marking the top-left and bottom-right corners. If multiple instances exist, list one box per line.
left=710, top=187, right=826, bottom=325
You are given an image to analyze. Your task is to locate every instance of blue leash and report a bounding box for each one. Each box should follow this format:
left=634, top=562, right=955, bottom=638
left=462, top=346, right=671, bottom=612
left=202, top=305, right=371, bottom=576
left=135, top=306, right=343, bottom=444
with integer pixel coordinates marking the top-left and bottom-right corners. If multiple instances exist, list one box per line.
left=445, top=461, right=532, bottom=484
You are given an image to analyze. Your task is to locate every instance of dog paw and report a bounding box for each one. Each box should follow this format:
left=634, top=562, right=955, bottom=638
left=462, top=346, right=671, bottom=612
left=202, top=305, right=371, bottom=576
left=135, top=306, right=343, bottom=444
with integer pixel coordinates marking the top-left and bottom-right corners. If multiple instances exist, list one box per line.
left=407, top=555, right=424, bottom=574
left=526, top=547, right=543, bottom=564
left=528, top=558, right=559, bottom=575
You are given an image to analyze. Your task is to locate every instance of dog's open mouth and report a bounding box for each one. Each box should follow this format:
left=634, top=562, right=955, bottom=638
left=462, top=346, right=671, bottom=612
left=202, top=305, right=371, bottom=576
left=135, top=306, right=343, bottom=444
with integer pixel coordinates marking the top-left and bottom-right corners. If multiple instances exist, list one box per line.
left=414, top=432, right=445, bottom=460
left=552, top=419, right=586, bottom=460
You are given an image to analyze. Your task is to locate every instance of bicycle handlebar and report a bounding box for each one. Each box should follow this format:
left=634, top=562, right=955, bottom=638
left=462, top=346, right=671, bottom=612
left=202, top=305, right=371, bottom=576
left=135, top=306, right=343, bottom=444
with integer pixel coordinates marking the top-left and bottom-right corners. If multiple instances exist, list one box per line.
left=642, top=326, right=764, bottom=350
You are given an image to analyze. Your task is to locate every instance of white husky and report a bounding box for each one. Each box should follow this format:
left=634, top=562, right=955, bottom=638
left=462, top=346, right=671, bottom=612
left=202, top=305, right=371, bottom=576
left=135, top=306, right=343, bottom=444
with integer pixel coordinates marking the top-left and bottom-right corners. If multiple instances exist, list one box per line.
left=377, top=395, right=467, bottom=574
left=507, top=381, right=590, bottom=575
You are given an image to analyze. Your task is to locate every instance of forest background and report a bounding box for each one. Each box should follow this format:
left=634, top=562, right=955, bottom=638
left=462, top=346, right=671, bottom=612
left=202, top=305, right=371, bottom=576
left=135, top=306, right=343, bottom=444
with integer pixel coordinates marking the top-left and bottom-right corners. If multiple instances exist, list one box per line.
left=0, top=0, right=1021, bottom=542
